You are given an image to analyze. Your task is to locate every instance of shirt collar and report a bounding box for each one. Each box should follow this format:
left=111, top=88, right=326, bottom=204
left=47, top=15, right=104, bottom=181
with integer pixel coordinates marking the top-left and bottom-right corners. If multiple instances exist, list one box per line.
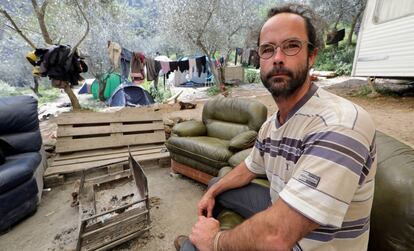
left=275, top=83, right=319, bottom=128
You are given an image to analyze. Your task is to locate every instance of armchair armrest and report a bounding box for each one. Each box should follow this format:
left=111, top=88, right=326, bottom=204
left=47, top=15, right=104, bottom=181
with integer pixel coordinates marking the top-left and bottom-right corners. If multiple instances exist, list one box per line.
left=228, top=130, right=258, bottom=151
left=172, top=120, right=207, bottom=137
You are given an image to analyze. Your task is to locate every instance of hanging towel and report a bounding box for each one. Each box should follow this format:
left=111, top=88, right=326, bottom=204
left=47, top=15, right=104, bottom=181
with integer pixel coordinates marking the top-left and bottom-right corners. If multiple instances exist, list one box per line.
left=131, top=52, right=145, bottom=83
left=160, top=61, right=170, bottom=74
left=195, top=56, right=207, bottom=77
left=177, top=60, right=189, bottom=72
left=107, top=41, right=122, bottom=69
left=189, top=58, right=196, bottom=78
left=146, top=57, right=161, bottom=82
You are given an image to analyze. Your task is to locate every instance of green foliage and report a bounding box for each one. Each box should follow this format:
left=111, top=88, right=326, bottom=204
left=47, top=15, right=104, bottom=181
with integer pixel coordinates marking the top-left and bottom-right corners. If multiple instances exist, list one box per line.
left=245, top=69, right=261, bottom=83
left=314, top=44, right=356, bottom=76
left=141, top=78, right=172, bottom=103
left=37, top=86, right=61, bottom=104
left=0, top=80, right=23, bottom=96
left=207, top=85, right=220, bottom=96
left=0, top=80, right=61, bottom=104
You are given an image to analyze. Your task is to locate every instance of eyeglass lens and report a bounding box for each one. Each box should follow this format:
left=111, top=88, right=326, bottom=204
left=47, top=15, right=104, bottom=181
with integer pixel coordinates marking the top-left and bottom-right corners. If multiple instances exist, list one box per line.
left=258, top=40, right=303, bottom=58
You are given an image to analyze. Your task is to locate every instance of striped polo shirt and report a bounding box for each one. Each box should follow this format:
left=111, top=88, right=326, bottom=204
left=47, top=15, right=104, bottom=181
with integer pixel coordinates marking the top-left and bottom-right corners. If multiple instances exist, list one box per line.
left=245, top=84, right=377, bottom=250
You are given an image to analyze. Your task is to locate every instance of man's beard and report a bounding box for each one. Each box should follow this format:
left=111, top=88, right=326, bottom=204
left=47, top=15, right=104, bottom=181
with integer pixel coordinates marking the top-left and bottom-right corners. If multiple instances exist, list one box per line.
left=260, top=61, right=309, bottom=98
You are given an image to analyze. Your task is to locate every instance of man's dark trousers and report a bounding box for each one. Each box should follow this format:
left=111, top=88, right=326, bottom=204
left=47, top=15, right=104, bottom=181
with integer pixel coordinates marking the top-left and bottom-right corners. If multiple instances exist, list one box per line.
left=180, top=177, right=272, bottom=251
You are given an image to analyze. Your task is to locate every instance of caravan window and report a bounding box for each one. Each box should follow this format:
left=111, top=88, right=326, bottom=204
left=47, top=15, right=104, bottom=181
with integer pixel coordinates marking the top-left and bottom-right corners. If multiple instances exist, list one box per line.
left=373, top=0, right=414, bottom=24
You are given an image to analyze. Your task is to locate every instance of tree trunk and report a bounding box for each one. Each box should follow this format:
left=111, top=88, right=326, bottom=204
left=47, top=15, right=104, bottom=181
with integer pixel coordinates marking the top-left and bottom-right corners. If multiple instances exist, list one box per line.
left=63, top=84, right=81, bottom=110
left=209, top=60, right=221, bottom=88
left=97, top=77, right=107, bottom=102
left=347, top=9, right=363, bottom=47
left=30, top=76, right=42, bottom=97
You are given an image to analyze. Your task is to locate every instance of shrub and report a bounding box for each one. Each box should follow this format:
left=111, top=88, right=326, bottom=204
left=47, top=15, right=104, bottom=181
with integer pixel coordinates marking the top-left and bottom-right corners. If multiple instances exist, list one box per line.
left=141, top=78, right=172, bottom=103
left=314, top=44, right=355, bottom=76
left=207, top=85, right=220, bottom=96
left=245, top=69, right=261, bottom=83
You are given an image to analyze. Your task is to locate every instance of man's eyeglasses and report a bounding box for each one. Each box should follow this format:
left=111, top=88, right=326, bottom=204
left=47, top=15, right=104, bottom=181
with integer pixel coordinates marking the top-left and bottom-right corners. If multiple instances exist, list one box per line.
left=257, top=39, right=313, bottom=59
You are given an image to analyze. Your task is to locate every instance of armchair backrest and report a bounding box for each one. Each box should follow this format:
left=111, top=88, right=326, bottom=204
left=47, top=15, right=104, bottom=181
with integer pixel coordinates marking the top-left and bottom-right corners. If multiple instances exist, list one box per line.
left=0, top=96, right=42, bottom=156
left=368, top=131, right=414, bottom=251
left=202, top=95, right=267, bottom=140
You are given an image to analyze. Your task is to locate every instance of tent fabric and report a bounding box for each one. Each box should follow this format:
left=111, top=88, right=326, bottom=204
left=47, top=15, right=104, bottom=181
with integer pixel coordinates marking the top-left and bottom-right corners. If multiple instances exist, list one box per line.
left=91, top=73, right=122, bottom=100
left=78, top=82, right=89, bottom=94
left=78, top=79, right=94, bottom=94
left=107, top=83, right=154, bottom=107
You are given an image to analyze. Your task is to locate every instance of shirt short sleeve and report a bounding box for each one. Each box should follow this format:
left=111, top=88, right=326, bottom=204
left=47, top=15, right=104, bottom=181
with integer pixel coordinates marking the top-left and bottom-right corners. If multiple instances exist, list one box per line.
left=279, top=126, right=375, bottom=227
left=244, top=120, right=270, bottom=175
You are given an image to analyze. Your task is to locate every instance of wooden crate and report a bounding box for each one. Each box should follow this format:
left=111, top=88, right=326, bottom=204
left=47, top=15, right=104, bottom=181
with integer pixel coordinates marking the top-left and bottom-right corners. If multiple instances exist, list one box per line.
left=76, top=153, right=150, bottom=251
left=224, top=66, right=244, bottom=83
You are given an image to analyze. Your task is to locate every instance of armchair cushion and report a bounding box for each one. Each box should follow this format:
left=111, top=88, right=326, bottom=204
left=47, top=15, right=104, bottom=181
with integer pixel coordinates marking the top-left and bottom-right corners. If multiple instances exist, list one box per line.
left=166, top=136, right=233, bottom=168
left=172, top=120, right=206, bottom=137
left=229, top=131, right=257, bottom=151
left=0, top=152, right=41, bottom=194
left=205, top=121, right=250, bottom=140
left=203, top=95, right=267, bottom=140
left=228, top=148, right=253, bottom=167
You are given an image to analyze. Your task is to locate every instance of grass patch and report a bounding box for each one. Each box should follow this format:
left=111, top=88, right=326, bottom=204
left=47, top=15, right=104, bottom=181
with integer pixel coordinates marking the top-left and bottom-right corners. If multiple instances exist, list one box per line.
left=353, top=85, right=402, bottom=98
left=0, top=80, right=61, bottom=104
left=354, top=85, right=373, bottom=97
left=37, top=85, right=61, bottom=104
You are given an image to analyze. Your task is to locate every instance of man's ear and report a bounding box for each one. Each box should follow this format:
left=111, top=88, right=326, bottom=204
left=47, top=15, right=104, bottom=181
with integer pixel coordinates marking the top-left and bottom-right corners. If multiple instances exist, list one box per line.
left=308, top=48, right=318, bottom=68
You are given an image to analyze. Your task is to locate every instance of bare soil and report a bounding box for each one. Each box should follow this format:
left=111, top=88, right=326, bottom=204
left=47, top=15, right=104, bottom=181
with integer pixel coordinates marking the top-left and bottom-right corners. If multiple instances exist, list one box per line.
left=0, top=77, right=412, bottom=251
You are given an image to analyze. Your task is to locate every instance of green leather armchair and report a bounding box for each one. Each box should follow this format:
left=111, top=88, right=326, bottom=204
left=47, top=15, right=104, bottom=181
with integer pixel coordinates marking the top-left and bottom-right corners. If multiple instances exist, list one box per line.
left=214, top=131, right=414, bottom=251
left=165, top=95, right=267, bottom=184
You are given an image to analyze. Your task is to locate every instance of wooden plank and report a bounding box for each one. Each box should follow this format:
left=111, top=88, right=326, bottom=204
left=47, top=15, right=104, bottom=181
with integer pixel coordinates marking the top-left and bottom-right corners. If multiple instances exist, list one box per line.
left=57, top=122, right=164, bottom=137
left=55, top=131, right=166, bottom=153
left=94, top=227, right=150, bottom=251
left=82, top=210, right=148, bottom=239
left=45, top=152, right=170, bottom=177
left=84, top=170, right=131, bottom=189
left=57, top=109, right=163, bottom=125
left=84, top=205, right=143, bottom=233
left=82, top=215, right=148, bottom=250
left=54, top=145, right=165, bottom=162
left=52, top=148, right=164, bottom=167
left=171, top=159, right=214, bottom=185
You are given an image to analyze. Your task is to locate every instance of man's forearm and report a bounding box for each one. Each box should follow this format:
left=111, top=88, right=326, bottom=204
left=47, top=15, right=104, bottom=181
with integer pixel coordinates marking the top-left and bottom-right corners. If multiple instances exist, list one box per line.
left=217, top=199, right=319, bottom=251
left=207, top=161, right=257, bottom=197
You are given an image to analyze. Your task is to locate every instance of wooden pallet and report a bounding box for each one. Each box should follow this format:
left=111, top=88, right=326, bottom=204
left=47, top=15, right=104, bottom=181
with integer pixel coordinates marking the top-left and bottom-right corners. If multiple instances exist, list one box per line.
left=46, top=108, right=170, bottom=185
left=55, top=108, right=165, bottom=153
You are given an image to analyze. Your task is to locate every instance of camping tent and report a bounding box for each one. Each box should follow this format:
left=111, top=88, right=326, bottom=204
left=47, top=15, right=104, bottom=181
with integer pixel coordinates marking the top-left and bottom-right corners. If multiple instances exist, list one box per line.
left=107, top=83, right=154, bottom=107
left=91, top=73, right=122, bottom=100
left=78, top=79, right=95, bottom=94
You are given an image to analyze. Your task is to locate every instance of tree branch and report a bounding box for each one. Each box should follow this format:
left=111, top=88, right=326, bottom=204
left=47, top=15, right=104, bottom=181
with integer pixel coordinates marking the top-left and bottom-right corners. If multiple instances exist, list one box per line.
left=0, top=8, right=37, bottom=49
left=72, top=0, right=90, bottom=52
left=31, top=0, right=53, bottom=44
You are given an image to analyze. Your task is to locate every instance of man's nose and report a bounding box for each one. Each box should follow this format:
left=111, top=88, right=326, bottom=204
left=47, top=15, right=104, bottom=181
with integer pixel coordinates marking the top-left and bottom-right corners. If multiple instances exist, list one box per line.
left=272, top=47, right=285, bottom=65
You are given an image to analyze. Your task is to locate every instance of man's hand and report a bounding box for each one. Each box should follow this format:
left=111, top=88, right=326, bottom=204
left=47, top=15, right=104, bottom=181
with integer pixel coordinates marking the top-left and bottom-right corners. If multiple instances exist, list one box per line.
left=197, top=192, right=215, bottom=217
left=189, top=216, right=220, bottom=251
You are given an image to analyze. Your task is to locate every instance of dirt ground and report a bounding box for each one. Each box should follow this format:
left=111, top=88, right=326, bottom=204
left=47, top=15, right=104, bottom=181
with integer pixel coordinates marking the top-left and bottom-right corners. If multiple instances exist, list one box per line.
left=0, top=77, right=413, bottom=251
